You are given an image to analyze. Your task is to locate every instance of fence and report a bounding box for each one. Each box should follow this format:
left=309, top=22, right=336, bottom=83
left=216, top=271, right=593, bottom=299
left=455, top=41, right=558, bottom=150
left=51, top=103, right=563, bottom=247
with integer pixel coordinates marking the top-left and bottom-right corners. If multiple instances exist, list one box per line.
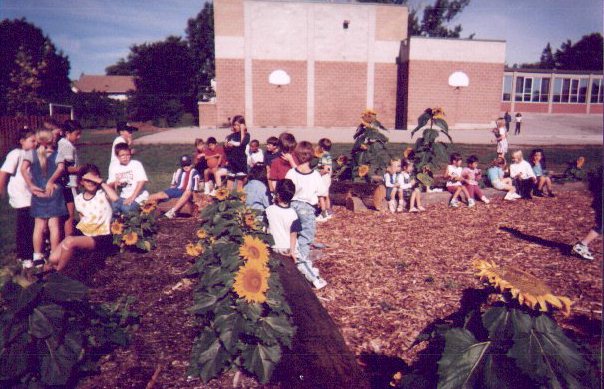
left=0, top=115, right=71, bottom=156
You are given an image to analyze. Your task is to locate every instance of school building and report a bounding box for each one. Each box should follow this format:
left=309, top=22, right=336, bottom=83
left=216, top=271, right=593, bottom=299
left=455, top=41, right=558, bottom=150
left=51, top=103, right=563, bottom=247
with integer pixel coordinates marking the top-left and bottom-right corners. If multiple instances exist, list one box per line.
left=199, top=0, right=603, bottom=130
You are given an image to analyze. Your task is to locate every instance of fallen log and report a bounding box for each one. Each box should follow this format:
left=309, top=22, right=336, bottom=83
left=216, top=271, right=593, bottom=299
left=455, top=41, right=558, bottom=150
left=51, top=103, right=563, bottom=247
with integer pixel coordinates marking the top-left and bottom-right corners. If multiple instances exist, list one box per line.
left=330, top=181, right=386, bottom=212
left=273, top=254, right=370, bottom=389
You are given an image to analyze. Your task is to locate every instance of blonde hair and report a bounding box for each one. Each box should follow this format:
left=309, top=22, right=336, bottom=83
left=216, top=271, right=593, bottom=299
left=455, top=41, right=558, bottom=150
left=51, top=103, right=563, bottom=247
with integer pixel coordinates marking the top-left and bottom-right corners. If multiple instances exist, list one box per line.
left=496, top=118, right=505, bottom=128
left=389, top=158, right=401, bottom=166
left=512, top=150, right=523, bottom=160
left=35, top=129, right=53, bottom=174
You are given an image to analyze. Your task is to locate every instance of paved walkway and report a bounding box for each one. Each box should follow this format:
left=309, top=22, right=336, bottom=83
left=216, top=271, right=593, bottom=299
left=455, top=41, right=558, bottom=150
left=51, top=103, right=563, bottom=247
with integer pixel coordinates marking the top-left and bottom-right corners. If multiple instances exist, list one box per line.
left=136, top=113, right=603, bottom=145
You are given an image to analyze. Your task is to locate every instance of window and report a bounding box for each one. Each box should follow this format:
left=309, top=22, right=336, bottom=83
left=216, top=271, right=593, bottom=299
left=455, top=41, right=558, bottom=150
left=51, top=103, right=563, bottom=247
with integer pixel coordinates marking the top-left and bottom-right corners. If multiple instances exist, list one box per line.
left=502, top=75, right=512, bottom=101
left=531, top=78, right=541, bottom=102
left=591, top=79, right=603, bottom=103
left=510, top=76, right=550, bottom=102
left=552, top=77, right=591, bottom=103
left=515, top=76, right=524, bottom=101
left=540, top=78, right=550, bottom=102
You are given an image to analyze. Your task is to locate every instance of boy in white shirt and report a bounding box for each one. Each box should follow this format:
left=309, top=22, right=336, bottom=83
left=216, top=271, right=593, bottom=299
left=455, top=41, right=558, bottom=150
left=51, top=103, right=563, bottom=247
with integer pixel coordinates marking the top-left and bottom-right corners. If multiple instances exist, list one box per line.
left=108, top=143, right=149, bottom=214
left=109, top=121, right=138, bottom=175
left=510, top=150, right=536, bottom=199
left=265, top=179, right=301, bottom=259
left=57, top=120, right=82, bottom=236
left=285, top=141, right=327, bottom=289
left=245, top=139, right=264, bottom=170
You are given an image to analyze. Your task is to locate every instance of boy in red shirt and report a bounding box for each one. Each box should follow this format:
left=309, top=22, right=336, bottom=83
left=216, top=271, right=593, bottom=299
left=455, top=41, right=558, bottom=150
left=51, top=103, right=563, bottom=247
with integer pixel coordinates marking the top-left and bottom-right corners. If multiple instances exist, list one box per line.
left=268, top=132, right=298, bottom=192
left=203, top=137, right=227, bottom=194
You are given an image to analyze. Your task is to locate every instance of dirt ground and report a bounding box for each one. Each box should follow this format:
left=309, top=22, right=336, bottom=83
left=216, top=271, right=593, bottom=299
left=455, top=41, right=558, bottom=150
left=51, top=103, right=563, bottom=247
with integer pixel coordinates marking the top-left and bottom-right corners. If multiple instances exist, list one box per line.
left=72, top=189, right=601, bottom=388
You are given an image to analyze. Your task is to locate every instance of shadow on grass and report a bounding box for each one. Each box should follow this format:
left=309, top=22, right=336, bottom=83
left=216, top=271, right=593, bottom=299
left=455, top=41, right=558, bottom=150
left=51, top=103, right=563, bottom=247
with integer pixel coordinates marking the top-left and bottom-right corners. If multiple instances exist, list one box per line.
left=499, top=226, right=573, bottom=256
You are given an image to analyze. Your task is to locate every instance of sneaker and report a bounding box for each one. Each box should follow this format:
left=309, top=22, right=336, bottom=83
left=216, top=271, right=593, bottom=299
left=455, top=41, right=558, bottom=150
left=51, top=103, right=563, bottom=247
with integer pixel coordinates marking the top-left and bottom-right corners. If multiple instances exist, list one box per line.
left=468, top=199, right=476, bottom=207
left=312, top=278, right=328, bottom=289
left=316, top=214, right=329, bottom=223
left=388, top=200, right=396, bottom=213
left=418, top=206, right=426, bottom=212
left=449, top=200, right=460, bottom=208
left=511, top=193, right=522, bottom=199
left=481, top=196, right=490, bottom=204
left=572, top=242, right=594, bottom=260
left=164, top=209, right=176, bottom=219
left=409, top=207, right=419, bottom=213
left=33, top=258, right=46, bottom=268
left=547, top=192, right=556, bottom=198
left=534, top=190, right=545, bottom=197
left=396, top=204, right=404, bottom=213
left=503, top=192, right=515, bottom=201
left=21, top=259, right=34, bottom=269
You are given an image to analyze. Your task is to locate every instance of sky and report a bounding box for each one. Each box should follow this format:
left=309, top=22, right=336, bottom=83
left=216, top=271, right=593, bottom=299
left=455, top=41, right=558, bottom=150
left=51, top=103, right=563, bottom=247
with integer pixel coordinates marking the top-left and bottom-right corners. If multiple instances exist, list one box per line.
left=1, top=0, right=602, bottom=79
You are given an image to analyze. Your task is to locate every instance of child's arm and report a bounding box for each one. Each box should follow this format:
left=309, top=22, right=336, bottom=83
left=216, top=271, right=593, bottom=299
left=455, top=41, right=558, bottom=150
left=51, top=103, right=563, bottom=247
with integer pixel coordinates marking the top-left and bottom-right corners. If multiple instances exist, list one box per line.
left=45, top=162, right=64, bottom=195
left=282, top=153, right=297, bottom=169
left=0, top=171, right=9, bottom=198
left=124, top=181, right=147, bottom=206
left=21, top=160, right=43, bottom=195
left=289, top=231, right=297, bottom=262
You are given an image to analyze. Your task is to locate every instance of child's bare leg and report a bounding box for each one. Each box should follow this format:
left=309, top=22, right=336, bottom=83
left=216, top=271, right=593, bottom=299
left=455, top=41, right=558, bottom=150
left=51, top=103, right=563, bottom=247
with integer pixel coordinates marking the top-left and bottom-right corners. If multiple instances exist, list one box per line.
left=319, top=197, right=326, bottom=212
left=64, top=202, right=75, bottom=237
left=544, top=176, right=553, bottom=193
left=236, top=179, right=244, bottom=192
left=451, top=187, right=462, bottom=201
left=148, top=192, right=169, bottom=202
left=213, top=169, right=222, bottom=187
left=33, top=218, right=48, bottom=255
left=48, top=217, right=61, bottom=252
left=49, top=235, right=96, bottom=271
left=171, top=191, right=193, bottom=213
left=460, top=186, right=471, bottom=202
left=325, top=195, right=331, bottom=211
left=413, top=189, right=423, bottom=208
left=537, top=176, right=546, bottom=191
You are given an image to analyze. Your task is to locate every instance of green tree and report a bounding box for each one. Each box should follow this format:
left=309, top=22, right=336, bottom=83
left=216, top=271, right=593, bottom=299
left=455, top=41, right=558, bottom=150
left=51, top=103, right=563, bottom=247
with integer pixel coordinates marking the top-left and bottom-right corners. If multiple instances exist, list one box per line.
left=186, top=3, right=215, bottom=102
left=0, top=18, right=71, bottom=115
left=7, top=47, right=47, bottom=115
left=554, top=33, right=603, bottom=71
left=539, top=42, right=556, bottom=69
left=105, top=58, right=135, bottom=76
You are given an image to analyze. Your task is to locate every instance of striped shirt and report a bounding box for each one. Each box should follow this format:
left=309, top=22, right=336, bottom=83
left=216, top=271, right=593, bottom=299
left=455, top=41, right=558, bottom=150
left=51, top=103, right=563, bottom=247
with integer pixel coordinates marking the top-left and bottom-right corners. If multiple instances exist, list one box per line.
left=171, top=168, right=201, bottom=191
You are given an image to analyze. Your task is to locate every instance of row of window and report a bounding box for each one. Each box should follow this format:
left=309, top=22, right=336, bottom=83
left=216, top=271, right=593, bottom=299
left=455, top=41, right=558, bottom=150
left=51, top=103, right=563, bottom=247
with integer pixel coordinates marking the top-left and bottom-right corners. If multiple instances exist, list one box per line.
left=502, top=75, right=604, bottom=104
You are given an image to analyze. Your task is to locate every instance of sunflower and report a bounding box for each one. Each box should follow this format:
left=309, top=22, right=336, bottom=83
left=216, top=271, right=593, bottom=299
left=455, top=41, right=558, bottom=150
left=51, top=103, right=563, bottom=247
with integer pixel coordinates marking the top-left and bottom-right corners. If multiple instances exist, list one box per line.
left=141, top=201, right=157, bottom=214
left=239, top=235, right=269, bottom=265
left=238, top=192, right=247, bottom=202
left=336, top=155, right=348, bottom=166
left=403, top=146, right=414, bottom=159
left=214, top=187, right=230, bottom=201
left=473, top=260, right=572, bottom=316
left=233, top=262, right=270, bottom=304
left=123, top=231, right=138, bottom=246
left=432, top=107, right=446, bottom=119
left=358, top=164, right=370, bottom=177
left=196, top=229, right=208, bottom=240
left=243, top=213, right=258, bottom=229
left=576, top=156, right=585, bottom=168
left=186, top=242, right=204, bottom=257
left=111, top=220, right=124, bottom=235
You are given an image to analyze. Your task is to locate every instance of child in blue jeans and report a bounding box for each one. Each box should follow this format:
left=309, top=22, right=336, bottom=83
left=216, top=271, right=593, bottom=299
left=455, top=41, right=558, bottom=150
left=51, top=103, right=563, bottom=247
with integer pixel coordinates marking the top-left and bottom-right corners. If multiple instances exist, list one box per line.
left=285, top=141, right=327, bottom=289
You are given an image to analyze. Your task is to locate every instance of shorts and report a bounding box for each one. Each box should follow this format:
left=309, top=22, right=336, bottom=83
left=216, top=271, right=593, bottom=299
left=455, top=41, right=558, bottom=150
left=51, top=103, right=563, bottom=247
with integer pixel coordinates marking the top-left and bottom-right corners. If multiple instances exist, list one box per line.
left=491, top=180, right=506, bottom=190
left=318, top=174, right=332, bottom=197
left=497, top=139, right=509, bottom=154
left=164, top=187, right=185, bottom=199
left=63, top=187, right=76, bottom=203
left=75, top=229, right=114, bottom=252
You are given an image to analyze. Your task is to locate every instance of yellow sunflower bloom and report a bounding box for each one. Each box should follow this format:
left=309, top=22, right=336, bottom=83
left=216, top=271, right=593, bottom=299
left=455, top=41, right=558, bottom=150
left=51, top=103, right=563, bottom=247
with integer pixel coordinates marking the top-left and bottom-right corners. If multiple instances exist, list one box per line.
left=214, top=187, right=230, bottom=201
left=141, top=201, right=157, bottom=214
left=358, top=165, right=370, bottom=177
left=243, top=213, right=258, bottom=230
left=196, top=229, right=208, bottom=239
left=403, top=146, right=414, bottom=159
left=123, top=232, right=138, bottom=246
left=473, top=259, right=572, bottom=316
left=336, top=155, right=348, bottom=166
left=233, top=262, right=269, bottom=304
left=239, top=235, right=269, bottom=265
left=238, top=192, right=247, bottom=202
left=111, top=221, right=124, bottom=235
left=186, top=242, right=204, bottom=257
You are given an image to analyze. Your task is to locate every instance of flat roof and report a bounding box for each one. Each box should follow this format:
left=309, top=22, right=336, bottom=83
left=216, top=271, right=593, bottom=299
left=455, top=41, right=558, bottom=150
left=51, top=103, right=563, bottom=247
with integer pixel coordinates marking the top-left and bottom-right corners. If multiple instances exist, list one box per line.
left=410, top=36, right=506, bottom=44
left=247, top=0, right=407, bottom=7
left=505, top=67, right=603, bottom=76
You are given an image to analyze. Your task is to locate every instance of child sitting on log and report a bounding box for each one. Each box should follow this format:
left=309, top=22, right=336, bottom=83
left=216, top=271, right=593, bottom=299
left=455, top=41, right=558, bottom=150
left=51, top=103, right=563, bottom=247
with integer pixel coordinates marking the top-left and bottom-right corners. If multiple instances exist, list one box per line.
left=147, top=155, right=201, bottom=219
left=510, top=150, right=536, bottom=199
left=445, top=153, right=471, bottom=207
left=384, top=158, right=403, bottom=213
left=401, top=159, right=425, bottom=212
left=461, top=155, right=490, bottom=206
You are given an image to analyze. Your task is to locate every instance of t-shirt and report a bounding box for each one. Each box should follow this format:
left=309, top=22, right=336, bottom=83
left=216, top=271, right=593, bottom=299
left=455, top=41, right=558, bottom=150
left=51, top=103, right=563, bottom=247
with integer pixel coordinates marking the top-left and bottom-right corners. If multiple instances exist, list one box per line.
left=462, top=167, right=481, bottom=186
left=532, top=162, right=543, bottom=177
left=225, top=132, right=250, bottom=173
left=265, top=204, right=301, bottom=250
left=446, top=165, right=463, bottom=187
left=107, top=160, right=149, bottom=204
left=110, top=136, right=127, bottom=168
left=57, top=137, right=79, bottom=187
left=510, top=160, right=536, bottom=180
left=269, top=154, right=293, bottom=181
left=246, top=146, right=265, bottom=168
left=316, top=151, right=333, bottom=176
left=205, top=146, right=226, bottom=168
left=285, top=168, right=324, bottom=206
left=516, top=116, right=522, bottom=123
left=383, top=172, right=401, bottom=188
left=171, top=168, right=201, bottom=191
left=244, top=179, right=271, bottom=211
left=264, top=150, right=280, bottom=168
left=399, top=171, right=414, bottom=190
left=486, top=166, right=504, bottom=184
left=75, top=190, right=113, bottom=236
left=0, top=148, right=31, bottom=208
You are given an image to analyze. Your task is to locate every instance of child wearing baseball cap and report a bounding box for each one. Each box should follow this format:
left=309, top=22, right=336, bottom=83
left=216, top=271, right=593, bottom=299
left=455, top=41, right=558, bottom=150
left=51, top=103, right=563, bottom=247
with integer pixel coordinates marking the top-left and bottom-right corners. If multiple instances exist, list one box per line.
left=147, top=154, right=201, bottom=218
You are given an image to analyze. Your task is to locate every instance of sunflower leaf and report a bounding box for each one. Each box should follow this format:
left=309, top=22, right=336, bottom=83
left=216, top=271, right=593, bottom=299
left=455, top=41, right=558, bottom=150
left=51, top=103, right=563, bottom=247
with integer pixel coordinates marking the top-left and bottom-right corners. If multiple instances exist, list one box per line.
left=482, top=307, right=514, bottom=341
left=241, top=343, right=281, bottom=384
left=190, top=329, right=230, bottom=383
left=437, top=328, right=492, bottom=389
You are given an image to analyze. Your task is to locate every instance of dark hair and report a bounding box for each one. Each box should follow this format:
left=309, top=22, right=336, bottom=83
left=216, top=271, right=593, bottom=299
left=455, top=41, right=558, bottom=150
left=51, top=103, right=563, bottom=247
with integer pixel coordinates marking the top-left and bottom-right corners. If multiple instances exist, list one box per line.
left=231, top=115, right=246, bottom=125
left=466, top=155, right=479, bottom=164
left=402, top=158, right=414, bottom=170
left=278, top=132, right=297, bottom=153
left=266, top=136, right=279, bottom=146
left=294, top=141, right=314, bottom=163
left=63, top=120, right=82, bottom=133
left=318, top=138, right=332, bottom=151
left=450, top=152, right=462, bottom=163
left=529, top=148, right=546, bottom=170
left=114, top=142, right=131, bottom=155
left=250, top=139, right=260, bottom=147
left=207, top=137, right=217, bottom=145
left=275, top=179, right=295, bottom=204
left=516, top=112, right=522, bottom=117
left=17, top=128, right=36, bottom=144
left=248, top=163, right=267, bottom=184
left=491, top=157, right=506, bottom=167
left=77, top=164, right=101, bottom=183
left=195, top=138, right=205, bottom=146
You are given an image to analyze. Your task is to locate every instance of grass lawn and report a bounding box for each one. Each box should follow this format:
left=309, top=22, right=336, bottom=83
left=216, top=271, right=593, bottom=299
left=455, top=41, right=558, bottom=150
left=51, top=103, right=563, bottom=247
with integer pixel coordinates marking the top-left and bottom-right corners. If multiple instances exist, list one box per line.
left=0, top=129, right=601, bottom=261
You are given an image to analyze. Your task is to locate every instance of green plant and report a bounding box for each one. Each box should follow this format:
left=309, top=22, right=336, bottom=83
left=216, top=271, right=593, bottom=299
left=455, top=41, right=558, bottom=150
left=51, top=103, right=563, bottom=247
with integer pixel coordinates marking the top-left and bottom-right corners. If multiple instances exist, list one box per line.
left=0, top=267, right=137, bottom=387
left=351, top=110, right=391, bottom=182
left=397, top=260, right=599, bottom=388
left=187, top=190, right=295, bottom=384
left=411, top=107, right=453, bottom=172
left=111, top=201, right=159, bottom=252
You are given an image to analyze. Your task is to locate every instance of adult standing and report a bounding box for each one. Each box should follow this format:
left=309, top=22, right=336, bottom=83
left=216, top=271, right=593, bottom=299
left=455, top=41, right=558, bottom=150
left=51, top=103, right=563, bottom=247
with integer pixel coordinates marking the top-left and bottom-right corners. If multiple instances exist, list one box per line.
left=514, top=113, right=523, bottom=135
left=504, top=111, right=512, bottom=132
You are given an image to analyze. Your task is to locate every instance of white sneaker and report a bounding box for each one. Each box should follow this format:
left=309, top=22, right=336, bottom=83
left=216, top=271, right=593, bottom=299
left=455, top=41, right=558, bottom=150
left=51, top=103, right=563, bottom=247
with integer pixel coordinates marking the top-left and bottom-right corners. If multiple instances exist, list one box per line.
left=164, top=209, right=176, bottom=219
left=503, top=192, right=516, bottom=201
left=388, top=200, right=396, bottom=213
left=481, top=196, right=490, bottom=204
left=573, top=243, right=594, bottom=260
left=312, top=278, right=327, bottom=289
left=511, top=193, right=522, bottom=199
left=21, top=259, right=34, bottom=269
left=409, top=207, right=419, bottom=213
left=468, top=199, right=476, bottom=207
left=316, top=214, right=329, bottom=223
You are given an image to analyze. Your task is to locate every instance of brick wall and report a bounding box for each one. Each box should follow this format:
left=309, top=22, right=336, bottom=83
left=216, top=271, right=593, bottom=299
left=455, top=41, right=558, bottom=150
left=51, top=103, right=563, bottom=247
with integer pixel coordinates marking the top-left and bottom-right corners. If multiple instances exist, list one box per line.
left=315, top=62, right=367, bottom=127
left=500, top=102, right=512, bottom=112
left=373, top=63, right=398, bottom=128
left=513, top=102, right=549, bottom=113
left=198, top=103, right=217, bottom=127
left=590, top=104, right=603, bottom=114
left=215, top=59, right=245, bottom=125
left=406, top=60, right=504, bottom=128
left=552, top=104, right=588, bottom=114
left=252, top=60, right=307, bottom=127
